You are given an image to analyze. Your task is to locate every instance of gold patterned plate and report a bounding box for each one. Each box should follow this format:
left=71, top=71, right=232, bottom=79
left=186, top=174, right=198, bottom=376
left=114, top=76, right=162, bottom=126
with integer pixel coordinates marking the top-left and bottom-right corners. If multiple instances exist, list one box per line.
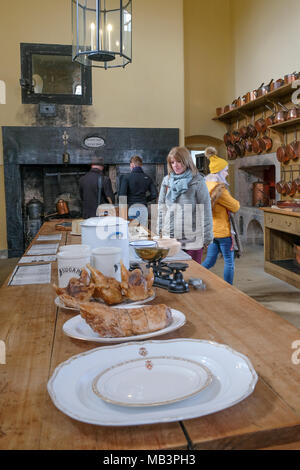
left=92, top=356, right=212, bottom=407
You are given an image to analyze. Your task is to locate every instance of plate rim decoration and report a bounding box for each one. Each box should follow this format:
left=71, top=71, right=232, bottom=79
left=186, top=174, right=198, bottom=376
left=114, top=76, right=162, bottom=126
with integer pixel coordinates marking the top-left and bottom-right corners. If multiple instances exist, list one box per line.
left=92, top=355, right=213, bottom=406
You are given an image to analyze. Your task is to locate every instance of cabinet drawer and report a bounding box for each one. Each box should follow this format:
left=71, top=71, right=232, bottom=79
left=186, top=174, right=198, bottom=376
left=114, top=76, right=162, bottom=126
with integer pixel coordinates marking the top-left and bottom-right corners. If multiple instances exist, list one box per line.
left=265, top=213, right=300, bottom=233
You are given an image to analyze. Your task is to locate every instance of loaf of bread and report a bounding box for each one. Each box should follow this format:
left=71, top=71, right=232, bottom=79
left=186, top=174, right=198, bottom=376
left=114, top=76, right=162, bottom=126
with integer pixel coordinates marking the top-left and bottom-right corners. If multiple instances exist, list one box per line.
left=80, top=302, right=172, bottom=337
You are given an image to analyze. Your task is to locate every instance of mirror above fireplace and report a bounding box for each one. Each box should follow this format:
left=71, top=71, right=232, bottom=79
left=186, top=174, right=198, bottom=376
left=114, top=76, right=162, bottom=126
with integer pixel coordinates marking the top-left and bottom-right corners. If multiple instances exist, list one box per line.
left=20, top=43, right=92, bottom=105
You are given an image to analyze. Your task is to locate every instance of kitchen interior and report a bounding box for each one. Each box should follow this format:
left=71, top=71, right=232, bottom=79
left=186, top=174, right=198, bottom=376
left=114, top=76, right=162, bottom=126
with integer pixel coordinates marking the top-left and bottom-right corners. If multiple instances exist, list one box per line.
left=1, top=0, right=300, bottom=452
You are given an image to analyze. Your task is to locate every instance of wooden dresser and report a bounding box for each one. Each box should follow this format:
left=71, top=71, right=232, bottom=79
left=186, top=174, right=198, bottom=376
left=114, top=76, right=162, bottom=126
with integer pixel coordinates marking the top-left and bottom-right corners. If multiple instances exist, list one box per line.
left=262, top=208, right=300, bottom=289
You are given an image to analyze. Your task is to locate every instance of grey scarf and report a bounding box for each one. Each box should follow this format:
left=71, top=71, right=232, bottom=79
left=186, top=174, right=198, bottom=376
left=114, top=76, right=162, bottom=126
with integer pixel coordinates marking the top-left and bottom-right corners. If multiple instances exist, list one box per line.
left=166, top=169, right=193, bottom=203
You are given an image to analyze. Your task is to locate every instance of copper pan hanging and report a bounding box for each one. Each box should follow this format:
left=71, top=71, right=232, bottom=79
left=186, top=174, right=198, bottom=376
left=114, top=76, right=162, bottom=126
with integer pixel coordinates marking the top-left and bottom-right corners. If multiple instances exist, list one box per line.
left=247, top=113, right=258, bottom=138
left=276, top=132, right=288, bottom=163
left=283, top=169, right=294, bottom=196
left=261, top=130, right=273, bottom=152
left=274, top=102, right=288, bottom=123
left=255, top=110, right=267, bottom=134
left=275, top=169, right=286, bottom=194
left=227, top=144, right=237, bottom=160
left=285, top=130, right=300, bottom=160
left=252, top=135, right=266, bottom=154
left=224, top=131, right=232, bottom=146
left=265, top=104, right=276, bottom=126
left=234, top=139, right=245, bottom=157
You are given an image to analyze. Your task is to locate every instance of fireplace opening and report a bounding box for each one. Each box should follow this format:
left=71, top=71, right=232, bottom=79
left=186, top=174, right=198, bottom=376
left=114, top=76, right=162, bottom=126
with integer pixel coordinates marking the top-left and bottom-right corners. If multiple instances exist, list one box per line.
left=238, top=164, right=276, bottom=208
left=21, top=164, right=91, bottom=245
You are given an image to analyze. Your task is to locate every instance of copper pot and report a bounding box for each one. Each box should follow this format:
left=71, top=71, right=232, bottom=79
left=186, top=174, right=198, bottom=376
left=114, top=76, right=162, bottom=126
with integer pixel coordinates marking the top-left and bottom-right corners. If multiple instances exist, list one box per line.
left=270, top=78, right=285, bottom=91
left=224, top=131, right=232, bottom=146
left=216, top=107, right=224, bottom=116
left=255, top=115, right=267, bottom=134
left=284, top=72, right=300, bottom=84
left=247, top=115, right=258, bottom=138
left=227, top=144, right=237, bottom=160
left=274, top=108, right=288, bottom=123
left=256, top=79, right=274, bottom=97
left=234, top=140, right=245, bottom=157
left=243, top=90, right=257, bottom=103
left=224, top=103, right=236, bottom=113
left=277, top=133, right=288, bottom=162
left=252, top=136, right=266, bottom=154
left=245, top=137, right=253, bottom=153
left=239, top=125, right=249, bottom=139
left=286, top=131, right=300, bottom=160
left=261, top=134, right=273, bottom=152
left=287, top=106, right=300, bottom=120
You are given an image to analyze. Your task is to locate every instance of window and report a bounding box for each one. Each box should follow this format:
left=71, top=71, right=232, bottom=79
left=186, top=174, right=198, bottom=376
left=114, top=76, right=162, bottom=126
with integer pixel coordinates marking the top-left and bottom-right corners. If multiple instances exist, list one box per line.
left=20, top=43, right=92, bottom=105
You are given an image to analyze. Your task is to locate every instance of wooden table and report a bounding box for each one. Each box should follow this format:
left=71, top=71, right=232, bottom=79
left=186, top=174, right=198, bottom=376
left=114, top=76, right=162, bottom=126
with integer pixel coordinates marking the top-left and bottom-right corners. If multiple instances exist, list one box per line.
left=262, top=207, right=300, bottom=289
left=1, top=221, right=300, bottom=450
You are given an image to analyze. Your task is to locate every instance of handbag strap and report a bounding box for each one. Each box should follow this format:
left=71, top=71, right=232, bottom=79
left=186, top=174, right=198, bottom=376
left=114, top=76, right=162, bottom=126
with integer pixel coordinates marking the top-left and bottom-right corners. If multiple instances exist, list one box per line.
left=97, top=176, right=103, bottom=205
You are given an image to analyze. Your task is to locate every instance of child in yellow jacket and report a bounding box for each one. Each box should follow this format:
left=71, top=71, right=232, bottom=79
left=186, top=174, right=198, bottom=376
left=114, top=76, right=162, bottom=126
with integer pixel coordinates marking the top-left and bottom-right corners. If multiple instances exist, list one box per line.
left=202, top=148, right=240, bottom=284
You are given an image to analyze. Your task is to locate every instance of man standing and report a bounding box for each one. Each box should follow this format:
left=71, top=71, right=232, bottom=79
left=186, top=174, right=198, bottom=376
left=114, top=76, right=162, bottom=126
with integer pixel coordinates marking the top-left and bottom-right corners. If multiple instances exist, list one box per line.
left=79, top=156, right=115, bottom=218
left=119, top=155, right=157, bottom=226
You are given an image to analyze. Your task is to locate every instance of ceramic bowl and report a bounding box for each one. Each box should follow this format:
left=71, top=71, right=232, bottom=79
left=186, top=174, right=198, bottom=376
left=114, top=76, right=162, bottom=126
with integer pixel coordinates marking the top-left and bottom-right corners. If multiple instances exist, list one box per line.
left=134, top=247, right=169, bottom=262
left=153, top=238, right=181, bottom=257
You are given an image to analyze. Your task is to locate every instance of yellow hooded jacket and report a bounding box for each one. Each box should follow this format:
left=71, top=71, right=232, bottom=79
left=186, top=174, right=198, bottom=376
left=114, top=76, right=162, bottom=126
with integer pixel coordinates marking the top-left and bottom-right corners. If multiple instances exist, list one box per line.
left=206, top=181, right=240, bottom=238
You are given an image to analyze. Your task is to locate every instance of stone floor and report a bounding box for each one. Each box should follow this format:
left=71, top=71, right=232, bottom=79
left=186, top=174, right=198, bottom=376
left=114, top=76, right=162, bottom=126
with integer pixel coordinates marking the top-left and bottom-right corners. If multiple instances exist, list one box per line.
left=206, top=244, right=300, bottom=328
left=0, top=245, right=299, bottom=327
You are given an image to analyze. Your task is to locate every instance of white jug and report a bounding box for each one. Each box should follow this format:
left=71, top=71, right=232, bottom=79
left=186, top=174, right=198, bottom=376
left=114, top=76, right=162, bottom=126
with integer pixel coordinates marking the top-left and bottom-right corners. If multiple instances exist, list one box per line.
left=80, top=216, right=130, bottom=268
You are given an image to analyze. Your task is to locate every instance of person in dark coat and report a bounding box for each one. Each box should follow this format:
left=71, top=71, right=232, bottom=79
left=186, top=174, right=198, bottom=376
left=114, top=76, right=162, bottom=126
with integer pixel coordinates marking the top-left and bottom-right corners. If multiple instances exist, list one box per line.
left=79, top=156, right=115, bottom=219
left=118, top=155, right=157, bottom=226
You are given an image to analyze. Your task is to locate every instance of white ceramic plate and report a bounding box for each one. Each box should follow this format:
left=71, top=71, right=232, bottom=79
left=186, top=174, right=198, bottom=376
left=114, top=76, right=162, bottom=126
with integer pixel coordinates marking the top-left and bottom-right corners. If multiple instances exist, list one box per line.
left=47, top=339, right=258, bottom=427
left=62, top=308, right=186, bottom=343
left=92, top=356, right=212, bottom=406
left=55, top=291, right=156, bottom=311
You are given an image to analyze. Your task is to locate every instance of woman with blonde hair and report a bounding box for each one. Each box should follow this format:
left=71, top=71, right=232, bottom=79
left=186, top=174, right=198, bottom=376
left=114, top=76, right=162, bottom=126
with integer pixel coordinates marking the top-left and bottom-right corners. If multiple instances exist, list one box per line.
left=202, top=148, right=240, bottom=284
left=157, top=146, right=213, bottom=263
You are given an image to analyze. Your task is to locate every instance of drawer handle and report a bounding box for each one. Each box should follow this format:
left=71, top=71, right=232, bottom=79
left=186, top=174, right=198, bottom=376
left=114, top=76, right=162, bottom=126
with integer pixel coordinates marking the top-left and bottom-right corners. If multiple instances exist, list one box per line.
left=269, top=217, right=274, bottom=223
left=285, top=221, right=292, bottom=227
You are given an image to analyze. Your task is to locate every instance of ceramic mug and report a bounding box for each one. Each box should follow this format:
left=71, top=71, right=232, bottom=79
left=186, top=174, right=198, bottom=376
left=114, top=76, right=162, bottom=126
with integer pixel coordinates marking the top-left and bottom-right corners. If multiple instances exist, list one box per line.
left=59, top=244, right=90, bottom=253
left=57, top=250, right=91, bottom=288
left=91, top=246, right=122, bottom=281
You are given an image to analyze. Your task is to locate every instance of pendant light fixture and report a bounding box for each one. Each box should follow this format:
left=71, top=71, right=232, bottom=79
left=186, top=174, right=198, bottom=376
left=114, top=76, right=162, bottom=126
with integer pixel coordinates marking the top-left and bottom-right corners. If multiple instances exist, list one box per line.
left=72, top=0, right=132, bottom=69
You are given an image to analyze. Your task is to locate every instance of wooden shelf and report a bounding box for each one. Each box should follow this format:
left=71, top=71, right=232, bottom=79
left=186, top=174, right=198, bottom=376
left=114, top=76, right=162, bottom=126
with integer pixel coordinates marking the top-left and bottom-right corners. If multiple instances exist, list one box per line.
left=213, top=83, right=294, bottom=123
left=268, top=117, right=300, bottom=132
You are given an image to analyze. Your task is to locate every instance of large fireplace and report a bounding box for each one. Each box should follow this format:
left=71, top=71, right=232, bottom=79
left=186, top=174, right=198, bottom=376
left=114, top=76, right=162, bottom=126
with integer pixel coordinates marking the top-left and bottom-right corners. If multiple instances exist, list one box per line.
left=230, top=152, right=280, bottom=246
left=2, top=126, right=178, bottom=257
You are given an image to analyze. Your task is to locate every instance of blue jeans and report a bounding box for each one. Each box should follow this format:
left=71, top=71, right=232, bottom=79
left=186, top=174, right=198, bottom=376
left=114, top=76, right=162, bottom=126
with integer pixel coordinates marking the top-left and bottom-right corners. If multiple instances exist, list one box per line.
left=202, top=237, right=235, bottom=285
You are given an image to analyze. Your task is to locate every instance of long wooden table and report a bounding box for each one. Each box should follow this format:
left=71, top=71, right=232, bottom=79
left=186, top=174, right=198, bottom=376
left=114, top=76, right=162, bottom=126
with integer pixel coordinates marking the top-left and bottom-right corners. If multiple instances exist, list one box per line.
left=1, top=221, right=300, bottom=450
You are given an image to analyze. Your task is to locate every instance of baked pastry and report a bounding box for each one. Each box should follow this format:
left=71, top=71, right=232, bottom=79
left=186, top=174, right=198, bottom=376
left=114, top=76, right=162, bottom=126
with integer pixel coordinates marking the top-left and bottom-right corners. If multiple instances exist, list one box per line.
left=80, top=302, right=172, bottom=337
left=120, top=261, right=154, bottom=301
left=87, top=264, right=124, bottom=305
left=54, top=268, right=95, bottom=304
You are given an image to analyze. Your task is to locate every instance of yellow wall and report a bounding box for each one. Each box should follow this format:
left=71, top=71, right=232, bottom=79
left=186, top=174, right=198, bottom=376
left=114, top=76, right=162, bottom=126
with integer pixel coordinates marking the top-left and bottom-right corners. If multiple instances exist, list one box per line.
left=0, top=0, right=184, bottom=252
left=183, top=0, right=235, bottom=141
left=232, top=0, right=300, bottom=98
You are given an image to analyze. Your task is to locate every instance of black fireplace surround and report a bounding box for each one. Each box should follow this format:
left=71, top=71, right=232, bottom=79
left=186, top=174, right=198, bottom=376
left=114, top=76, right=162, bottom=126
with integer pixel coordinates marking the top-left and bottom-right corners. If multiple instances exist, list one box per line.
left=2, top=126, right=179, bottom=257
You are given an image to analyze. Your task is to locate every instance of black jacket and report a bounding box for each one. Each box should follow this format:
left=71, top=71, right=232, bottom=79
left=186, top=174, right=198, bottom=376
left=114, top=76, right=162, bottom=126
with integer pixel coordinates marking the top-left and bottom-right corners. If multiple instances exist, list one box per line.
left=79, top=168, right=115, bottom=218
left=118, top=167, right=157, bottom=206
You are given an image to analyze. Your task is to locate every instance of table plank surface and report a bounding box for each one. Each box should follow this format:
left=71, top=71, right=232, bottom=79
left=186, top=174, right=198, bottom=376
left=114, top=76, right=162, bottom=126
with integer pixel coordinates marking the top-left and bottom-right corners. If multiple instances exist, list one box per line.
left=1, top=221, right=300, bottom=450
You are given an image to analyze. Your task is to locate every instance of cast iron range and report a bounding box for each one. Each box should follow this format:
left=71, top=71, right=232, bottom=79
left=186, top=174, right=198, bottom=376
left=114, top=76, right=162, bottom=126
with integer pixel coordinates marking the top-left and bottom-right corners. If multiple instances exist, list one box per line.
left=130, top=259, right=190, bottom=293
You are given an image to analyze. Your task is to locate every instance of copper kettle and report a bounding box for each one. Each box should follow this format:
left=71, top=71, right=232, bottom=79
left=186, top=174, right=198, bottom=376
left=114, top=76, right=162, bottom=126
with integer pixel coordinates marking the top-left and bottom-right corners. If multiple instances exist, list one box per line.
left=46, top=199, right=69, bottom=218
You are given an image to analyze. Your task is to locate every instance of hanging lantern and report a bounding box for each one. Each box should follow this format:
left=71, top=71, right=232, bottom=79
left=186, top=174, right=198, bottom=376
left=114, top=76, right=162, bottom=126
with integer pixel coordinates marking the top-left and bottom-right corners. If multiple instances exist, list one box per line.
left=72, top=0, right=132, bottom=69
